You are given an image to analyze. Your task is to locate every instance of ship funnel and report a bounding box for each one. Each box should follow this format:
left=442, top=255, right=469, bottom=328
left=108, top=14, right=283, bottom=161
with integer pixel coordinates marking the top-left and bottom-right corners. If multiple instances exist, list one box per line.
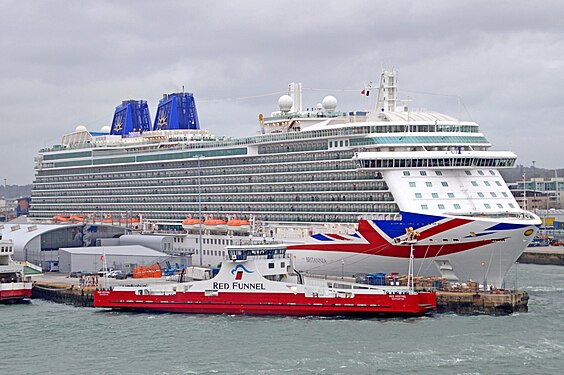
left=153, top=92, right=200, bottom=131
left=110, top=100, right=152, bottom=136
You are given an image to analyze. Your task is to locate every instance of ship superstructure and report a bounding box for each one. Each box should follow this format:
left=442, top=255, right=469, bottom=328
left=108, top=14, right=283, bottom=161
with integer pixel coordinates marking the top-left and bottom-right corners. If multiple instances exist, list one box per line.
left=30, top=70, right=540, bottom=287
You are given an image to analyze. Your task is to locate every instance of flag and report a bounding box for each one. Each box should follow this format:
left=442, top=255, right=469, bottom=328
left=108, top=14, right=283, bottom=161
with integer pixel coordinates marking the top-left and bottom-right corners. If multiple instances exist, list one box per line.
left=361, top=89, right=366, bottom=95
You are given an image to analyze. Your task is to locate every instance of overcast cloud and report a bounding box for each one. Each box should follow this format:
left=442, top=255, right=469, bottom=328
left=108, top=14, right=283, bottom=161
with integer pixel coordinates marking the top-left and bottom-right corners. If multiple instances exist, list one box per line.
left=1, top=0, right=563, bottom=184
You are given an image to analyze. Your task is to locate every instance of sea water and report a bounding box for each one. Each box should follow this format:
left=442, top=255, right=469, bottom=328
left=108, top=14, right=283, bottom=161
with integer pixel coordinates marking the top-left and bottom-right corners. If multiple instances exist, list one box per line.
left=2, top=263, right=563, bottom=375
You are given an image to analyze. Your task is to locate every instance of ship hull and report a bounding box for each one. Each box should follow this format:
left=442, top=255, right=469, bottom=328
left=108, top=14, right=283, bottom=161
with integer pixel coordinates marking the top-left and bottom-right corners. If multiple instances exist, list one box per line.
left=95, top=290, right=436, bottom=316
left=0, top=282, right=33, bottom=302
left=287, top=212, right=540, bottom=288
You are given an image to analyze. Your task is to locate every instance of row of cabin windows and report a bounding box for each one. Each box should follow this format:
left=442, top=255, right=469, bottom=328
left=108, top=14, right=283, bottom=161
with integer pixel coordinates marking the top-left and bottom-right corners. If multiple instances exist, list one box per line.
left=409, top=180, right=503, bottom=188
left=195, top=249, right=226, bottom=257
left=196, top=238, right=234, bottom=246
left=1, top=246, right=12, bottom=252
left=415, top=191, right=509, bottom=199
left=404, top=170, right=498, bottom=177
left=422, top=202, right=515, bottom=210
left=328, top=140, right=349, bottom=148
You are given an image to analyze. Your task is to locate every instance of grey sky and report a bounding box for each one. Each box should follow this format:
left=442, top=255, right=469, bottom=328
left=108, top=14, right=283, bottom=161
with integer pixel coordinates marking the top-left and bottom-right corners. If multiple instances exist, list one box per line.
left=1, top=0, right=563, bottom=185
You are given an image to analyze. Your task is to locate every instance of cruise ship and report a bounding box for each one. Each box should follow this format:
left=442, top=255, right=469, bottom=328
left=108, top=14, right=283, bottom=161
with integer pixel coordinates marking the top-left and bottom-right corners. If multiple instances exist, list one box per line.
left=30, top=70, right=540, bottom=287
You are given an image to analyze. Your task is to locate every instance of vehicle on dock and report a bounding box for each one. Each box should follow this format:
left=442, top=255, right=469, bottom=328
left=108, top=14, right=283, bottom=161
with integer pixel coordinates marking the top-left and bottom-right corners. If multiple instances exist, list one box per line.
left=94, top=245, right=436, bottom=317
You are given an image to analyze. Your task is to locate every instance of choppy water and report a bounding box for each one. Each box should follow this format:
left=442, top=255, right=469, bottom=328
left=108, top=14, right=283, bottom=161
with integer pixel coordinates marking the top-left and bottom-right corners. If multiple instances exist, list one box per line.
left=2, top=263, right=563, bottom=375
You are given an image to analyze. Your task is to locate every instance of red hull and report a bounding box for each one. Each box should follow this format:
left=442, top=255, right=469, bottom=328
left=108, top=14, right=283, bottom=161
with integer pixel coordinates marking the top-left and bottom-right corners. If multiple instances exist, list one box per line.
left=95, top=290, right=436, bottom=316
left=0, top=288, right=32, bottom=302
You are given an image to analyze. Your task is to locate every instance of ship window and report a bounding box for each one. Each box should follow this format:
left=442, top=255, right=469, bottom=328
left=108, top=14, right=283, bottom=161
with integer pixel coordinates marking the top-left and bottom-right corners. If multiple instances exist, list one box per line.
left=421, top=204, right=428, bottom=210
left=484, top=181, right=491, bottom=186
left=420, top=171, right=427, bottom=176
left=509, top=203, right=515, bottom=208
left=435, top=171, right=443, bottom=176
left=502, top=192, right=508, bottom=197
left=329, top=141, right=333, bottom=147
left=403, top=171, right=410, bottom=176
left=497, top=203, right=504, bottom=209
left=415, top=193, right=422, bottom=199
left=495, top=181, right=502, bottom=186
left=426, top=182, right=432, bottom=187
left=465, top=170, right=472, bottom=176
left=409, top=182, right=416, bottom=187
left=268, top=262, right=275, bottom=269
left=448, top=193, right=455, bottom=198
left=441, top=181, right=448, bottom=187
left=471, top=181, right=478, bottom=186
left=438, top=204, right=445, bottom=209
left=489, top=170, right=496, bottom=175
left=478, top=170, right=485, bottom=175
left=478, top=192, right=484, bottom=198
left=454, top=204, right=461, bottom=209
left=281, top=262, right=286, bottom=268
left=490, top=192, right=497, bottom=197
left=432, top=193, right=439, bottom=198
left=484, top=203, right=491, bottom=209
left=340, top=141, right=344, bottom=147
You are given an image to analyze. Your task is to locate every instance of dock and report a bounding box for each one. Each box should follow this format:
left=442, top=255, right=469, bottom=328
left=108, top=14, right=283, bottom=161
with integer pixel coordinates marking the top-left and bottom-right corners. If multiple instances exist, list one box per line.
left=31, top=273, right=529, bottom=315
left=518, top=246, right=564, bottom=266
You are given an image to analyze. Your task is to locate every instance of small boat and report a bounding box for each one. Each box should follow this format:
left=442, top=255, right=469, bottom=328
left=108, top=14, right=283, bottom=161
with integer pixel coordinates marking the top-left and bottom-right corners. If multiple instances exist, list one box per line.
left=227, top=218, right=251, bottom=233
left=182, top=217, right=203, bottom=231
left=0, top=240, right=33, bottom=303
left=203, top=218, right=228, bottom=232
left=94, top=245, right=436, bottom=316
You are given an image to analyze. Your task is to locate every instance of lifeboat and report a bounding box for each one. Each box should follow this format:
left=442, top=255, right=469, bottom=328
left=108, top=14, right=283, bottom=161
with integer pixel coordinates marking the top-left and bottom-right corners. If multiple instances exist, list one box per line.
left=69, top=215, right=84, bottom=223
left=52, top=215, right=70, bottom=223
left=203, top=218, right=228, bottom=232
left=182, top=217, right=203, bottom=230
left=227, top=218, right=251, bottom=233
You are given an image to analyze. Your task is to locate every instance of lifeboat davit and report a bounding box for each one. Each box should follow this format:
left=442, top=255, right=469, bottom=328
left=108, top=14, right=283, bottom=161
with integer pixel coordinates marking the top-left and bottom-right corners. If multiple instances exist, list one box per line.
left=227, top=218, right=251, bottom=233
left=182, top=217, right=203, bottom=230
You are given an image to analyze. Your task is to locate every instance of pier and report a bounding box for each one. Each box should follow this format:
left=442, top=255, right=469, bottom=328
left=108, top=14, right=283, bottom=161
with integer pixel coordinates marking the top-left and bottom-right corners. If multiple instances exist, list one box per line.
left=517, top=246, right=564, bottom=266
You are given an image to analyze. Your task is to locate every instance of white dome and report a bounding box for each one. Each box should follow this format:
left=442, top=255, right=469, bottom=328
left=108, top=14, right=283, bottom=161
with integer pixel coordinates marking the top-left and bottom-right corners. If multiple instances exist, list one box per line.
left=322, top=96, right=338, bottom=112
left=278, top=95, right=293, bottom=113
left=100, top=125, right=111, bottom=133
left=75, top=125, right=87, bottom=132
left=316, top=103, right=323, bottom=111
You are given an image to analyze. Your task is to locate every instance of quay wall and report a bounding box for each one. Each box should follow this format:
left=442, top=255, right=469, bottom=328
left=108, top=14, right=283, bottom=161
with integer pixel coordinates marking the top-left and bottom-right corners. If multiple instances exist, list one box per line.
left=518, top=247, right=564, bottom=266
left=32, top=282, right=94, bottom=307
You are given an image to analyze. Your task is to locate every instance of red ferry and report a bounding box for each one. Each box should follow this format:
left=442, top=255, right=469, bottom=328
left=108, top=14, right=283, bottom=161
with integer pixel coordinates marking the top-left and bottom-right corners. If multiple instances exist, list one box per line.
left=94, top=245, right=436, bottom=316
left=0, top=239, right=33, bottom=303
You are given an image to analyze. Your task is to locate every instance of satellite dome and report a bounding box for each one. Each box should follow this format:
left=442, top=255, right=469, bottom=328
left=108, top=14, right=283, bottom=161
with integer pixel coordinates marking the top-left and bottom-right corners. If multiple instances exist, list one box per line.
left=278, top=95, right=293, bottom=113
left=316, top=103, right=323, bottom=111
left=322, top=96, right=337, bottom=112
left=100, top=125, right=111, bottom=133
left=75, top=125, right=87, bottom=132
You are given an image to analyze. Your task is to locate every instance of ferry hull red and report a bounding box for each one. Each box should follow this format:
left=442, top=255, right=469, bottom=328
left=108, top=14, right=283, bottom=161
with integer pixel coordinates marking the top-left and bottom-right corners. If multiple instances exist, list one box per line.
left=95, top=290, right=436, bottom=316
left=0, top=288, right=32, bottom=302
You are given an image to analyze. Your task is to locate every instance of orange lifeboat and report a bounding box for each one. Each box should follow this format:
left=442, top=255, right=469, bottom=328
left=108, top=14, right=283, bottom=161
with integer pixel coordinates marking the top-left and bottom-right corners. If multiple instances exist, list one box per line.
left=69, top=215, right=84, bottom=223
left=182, top=217, right=203, bottom=230
left=227, top=218, right=251, bottom=232
left=203, top=218, right=228, bottom=232
left=52, top=215, right=70, bottom=223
